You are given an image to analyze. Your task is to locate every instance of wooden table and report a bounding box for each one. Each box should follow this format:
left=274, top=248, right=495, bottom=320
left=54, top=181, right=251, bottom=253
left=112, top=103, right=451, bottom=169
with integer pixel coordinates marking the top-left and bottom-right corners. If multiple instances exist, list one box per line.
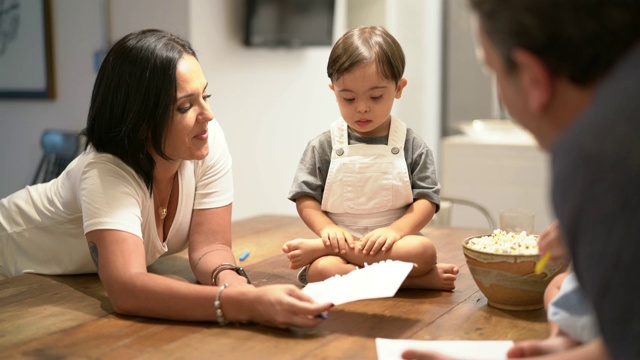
left=0, top=215, right=548, bottom=359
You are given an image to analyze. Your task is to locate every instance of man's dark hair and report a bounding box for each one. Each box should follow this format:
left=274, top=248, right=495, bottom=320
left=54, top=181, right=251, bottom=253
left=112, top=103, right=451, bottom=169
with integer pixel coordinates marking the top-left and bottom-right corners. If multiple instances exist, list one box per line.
left=469, top=0, right=640, bottom=85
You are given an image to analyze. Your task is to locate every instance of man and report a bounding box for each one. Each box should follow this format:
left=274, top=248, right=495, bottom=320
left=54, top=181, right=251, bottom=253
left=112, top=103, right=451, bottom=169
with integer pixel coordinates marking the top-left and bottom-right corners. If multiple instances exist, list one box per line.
left=402, top=1, right=640, bottom=359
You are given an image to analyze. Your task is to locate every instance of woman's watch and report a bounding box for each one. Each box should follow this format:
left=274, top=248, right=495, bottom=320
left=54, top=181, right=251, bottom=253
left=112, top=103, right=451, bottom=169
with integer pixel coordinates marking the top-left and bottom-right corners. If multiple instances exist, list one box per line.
left=211, top=262, right=252, bottom=286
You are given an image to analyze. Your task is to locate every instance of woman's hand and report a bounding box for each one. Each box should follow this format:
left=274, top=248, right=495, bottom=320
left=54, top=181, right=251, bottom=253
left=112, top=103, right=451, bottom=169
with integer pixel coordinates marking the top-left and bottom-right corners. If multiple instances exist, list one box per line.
left=224, top=284, right=333, bottom=329
left=402, top=349, right=455, bottom=360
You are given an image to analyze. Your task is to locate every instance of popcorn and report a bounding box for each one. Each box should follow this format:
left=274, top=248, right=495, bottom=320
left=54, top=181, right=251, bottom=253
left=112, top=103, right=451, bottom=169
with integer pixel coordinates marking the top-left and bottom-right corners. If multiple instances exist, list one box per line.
left=466, top=229, right=538, bottom=255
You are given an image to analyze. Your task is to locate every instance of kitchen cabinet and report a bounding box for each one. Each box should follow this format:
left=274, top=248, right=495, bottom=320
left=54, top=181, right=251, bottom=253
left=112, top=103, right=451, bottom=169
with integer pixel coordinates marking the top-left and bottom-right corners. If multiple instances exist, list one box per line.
left=440, top=134, right=553, bottom=233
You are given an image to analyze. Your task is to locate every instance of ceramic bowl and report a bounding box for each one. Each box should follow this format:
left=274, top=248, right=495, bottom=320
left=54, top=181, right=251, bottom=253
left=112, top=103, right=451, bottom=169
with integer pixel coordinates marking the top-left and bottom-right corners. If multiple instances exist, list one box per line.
left=462, top=235, right=568, bottom=311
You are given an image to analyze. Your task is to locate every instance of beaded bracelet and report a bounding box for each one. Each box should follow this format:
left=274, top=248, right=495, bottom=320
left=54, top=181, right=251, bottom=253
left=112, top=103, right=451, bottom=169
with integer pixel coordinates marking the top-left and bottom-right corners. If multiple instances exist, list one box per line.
left=214, top=283, right=229, bottom=326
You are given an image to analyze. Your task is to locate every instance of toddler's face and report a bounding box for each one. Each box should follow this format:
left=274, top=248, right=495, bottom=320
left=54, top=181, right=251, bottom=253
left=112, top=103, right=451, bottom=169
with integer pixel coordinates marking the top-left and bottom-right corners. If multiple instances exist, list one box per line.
left=330, top=62, right=406, bottom=137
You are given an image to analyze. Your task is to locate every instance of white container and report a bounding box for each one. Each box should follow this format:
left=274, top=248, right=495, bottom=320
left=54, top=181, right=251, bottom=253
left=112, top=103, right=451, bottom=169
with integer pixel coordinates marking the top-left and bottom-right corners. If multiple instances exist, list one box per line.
left=439, top=134, right=553, bottom=233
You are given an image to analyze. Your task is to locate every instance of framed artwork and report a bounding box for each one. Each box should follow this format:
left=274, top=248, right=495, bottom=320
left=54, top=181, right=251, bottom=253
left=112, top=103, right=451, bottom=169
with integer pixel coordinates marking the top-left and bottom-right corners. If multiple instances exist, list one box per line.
left=0, top=0, right=55, bottom=99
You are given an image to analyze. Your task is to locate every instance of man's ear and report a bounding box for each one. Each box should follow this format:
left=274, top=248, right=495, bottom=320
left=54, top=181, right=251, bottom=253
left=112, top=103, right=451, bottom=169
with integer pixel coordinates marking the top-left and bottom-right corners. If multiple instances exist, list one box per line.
left=395, top=78, right=408, bottom=99
left=328, top=83, right=334, bottom=91
left=512, top=49, right=553, bottom=112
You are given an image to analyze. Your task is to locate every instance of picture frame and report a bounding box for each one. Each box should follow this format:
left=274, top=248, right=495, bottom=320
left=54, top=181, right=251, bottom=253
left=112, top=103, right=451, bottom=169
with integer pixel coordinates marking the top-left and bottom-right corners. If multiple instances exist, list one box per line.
left=0, top=0, right=55, bottom=99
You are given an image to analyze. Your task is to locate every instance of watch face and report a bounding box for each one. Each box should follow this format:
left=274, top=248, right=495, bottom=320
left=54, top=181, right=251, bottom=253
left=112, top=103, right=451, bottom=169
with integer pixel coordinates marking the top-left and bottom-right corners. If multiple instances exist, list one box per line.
left=237, top=267, right=251, bottom=284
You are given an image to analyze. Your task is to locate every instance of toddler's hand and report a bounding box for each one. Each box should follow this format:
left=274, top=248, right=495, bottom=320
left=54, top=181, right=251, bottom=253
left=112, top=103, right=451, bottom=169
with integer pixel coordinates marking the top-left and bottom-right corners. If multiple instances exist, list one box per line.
left=320, top=225, right=355, bottom=254
left=360, top=227, right=401, bottom=255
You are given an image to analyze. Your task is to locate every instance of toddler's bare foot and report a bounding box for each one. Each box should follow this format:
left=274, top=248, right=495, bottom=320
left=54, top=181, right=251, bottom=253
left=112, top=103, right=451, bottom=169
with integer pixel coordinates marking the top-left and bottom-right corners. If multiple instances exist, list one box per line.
left=282, top=238, right=329, bottom=269
left=507, top=335, right=579, bottom=358
left=403, top=263, right=459, bottom=291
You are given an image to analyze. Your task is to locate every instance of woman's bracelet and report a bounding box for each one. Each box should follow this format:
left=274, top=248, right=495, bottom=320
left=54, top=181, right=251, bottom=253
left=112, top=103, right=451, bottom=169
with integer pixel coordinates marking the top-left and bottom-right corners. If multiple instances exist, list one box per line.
left=214, top=283, right=229, bottom=326
left=210, top=262, right=252, bottom=286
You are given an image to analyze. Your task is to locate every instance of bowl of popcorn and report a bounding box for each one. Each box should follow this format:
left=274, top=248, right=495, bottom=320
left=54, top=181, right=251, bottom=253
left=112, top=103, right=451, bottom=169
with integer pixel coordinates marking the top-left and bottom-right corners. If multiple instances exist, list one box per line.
left=462, top=230, right=568, bottom=311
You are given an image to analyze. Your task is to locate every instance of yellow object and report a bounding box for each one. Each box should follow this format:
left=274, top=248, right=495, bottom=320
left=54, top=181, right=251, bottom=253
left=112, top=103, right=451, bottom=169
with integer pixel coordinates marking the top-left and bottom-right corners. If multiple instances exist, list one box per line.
left=535, top=252, right=551, bottom=274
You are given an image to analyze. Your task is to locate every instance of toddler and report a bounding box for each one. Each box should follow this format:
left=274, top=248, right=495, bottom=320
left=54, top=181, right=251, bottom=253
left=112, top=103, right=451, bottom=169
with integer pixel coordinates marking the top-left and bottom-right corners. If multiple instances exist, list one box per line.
left=283, top=26, right=457, bottom=291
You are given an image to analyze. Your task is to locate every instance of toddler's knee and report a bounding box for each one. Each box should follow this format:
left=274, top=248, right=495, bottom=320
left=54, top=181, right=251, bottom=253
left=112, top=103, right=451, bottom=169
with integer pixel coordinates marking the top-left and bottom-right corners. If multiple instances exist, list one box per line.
left=413, top=238, right=437, bottom=267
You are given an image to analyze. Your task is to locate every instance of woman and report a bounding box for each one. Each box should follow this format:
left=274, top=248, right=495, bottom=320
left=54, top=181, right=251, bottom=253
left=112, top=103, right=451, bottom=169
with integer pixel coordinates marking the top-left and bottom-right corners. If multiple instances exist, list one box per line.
left=0, top=29, right=332, bottom=328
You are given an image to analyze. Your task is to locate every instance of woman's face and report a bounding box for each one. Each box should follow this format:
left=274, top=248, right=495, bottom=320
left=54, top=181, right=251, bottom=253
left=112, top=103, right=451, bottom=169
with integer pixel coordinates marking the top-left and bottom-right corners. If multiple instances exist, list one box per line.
left=329, top=62, right=406, bottom=137
left=163, top=54, right=214, bottom=161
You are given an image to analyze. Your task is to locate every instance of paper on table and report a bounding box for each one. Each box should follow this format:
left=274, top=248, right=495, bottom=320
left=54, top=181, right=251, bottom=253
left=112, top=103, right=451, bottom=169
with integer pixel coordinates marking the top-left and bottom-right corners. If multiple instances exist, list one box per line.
left=302, top=260, right=414, bottom=305
left=375, top=338, right=514, bottom=360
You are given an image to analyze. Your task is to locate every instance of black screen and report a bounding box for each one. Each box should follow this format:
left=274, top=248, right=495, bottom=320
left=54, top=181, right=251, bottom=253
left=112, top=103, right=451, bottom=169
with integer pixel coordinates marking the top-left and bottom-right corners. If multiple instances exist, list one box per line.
left=245, top=0, right=335, bottom=47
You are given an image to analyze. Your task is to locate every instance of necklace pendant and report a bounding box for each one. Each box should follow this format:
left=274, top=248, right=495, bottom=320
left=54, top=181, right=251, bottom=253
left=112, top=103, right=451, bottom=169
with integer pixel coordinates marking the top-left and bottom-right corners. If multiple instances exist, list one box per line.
left=159, top=207, right=168, bottom=219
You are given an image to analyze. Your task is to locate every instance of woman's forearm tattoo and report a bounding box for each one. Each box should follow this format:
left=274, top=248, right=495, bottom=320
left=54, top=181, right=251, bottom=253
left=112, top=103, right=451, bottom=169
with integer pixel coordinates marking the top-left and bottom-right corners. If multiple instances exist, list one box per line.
left=89, top=241, right=99, bottom=269
left=192, top=248, right=228, bottom=270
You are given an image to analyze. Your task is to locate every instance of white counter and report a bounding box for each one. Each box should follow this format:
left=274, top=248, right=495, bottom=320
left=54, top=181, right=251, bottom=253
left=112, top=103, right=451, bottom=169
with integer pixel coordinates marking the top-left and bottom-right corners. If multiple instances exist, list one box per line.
left=439, top=135, right=553, bottom=233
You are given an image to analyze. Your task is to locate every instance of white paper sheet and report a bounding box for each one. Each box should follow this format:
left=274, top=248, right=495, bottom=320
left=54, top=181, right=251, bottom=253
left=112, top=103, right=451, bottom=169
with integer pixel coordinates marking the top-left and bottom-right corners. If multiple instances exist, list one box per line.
left=302, top=260, right=414, bottom=305
left=375, top=338, right=514, bottom=360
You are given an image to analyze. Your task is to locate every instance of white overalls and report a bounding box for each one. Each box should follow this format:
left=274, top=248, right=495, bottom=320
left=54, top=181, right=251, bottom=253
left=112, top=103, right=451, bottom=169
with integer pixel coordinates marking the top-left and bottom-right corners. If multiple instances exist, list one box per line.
left=321, top=116, right=414, bottom=238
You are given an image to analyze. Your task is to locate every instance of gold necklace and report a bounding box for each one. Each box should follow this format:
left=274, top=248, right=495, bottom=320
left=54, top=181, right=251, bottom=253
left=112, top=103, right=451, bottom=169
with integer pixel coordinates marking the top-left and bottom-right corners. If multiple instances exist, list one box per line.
left=154, top=175, right=175, bottom=220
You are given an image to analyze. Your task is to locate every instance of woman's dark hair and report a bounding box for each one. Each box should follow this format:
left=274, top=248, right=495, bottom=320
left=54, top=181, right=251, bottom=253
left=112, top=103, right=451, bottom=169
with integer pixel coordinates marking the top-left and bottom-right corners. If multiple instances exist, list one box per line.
left=469, top=0, right=640, bottom=85
left=327, top=25, right=405, bottom=84
left=81, top=29, right=197, bottom=192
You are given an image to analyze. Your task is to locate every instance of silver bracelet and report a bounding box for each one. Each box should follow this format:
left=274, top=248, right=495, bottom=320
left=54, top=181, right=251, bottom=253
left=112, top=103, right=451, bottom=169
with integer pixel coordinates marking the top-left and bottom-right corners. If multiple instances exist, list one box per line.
left=214, top=283, right=229, bottom=325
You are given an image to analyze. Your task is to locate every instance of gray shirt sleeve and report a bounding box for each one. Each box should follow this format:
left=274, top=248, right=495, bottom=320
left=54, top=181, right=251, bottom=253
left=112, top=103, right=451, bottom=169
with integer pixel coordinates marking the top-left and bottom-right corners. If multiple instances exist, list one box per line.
left=287, top=131, right=332, bottom=203
left=404, top=128, right=441, bottom=209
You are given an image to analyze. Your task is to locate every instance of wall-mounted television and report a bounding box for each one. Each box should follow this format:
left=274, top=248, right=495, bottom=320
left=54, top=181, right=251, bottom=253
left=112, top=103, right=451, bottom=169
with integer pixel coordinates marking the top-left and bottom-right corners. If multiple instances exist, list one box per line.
left=244, top=0, right=335, bottom=47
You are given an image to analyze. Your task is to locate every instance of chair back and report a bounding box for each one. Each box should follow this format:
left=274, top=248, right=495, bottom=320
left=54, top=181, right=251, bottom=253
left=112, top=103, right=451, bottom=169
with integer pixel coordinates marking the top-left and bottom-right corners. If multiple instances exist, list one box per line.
left=430, top=196, right=497, bottom=230
left=31, top=129, right=80, bottom=185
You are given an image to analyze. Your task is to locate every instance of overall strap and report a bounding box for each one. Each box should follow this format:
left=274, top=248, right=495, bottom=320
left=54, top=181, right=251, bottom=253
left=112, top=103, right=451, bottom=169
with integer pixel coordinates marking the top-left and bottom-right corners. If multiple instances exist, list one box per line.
left=329, top=118, right=349, bottom=150
left=387, top=116, right=407, bottom=149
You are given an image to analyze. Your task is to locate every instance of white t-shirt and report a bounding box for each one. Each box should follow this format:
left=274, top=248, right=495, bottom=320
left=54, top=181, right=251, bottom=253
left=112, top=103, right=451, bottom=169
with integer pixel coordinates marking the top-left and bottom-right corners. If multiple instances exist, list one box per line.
left=0, top=119, right=233, bottom=279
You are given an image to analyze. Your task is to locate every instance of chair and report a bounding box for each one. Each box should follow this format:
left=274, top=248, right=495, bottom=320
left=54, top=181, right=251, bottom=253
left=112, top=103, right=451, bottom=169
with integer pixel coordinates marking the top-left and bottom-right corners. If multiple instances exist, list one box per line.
left=31, top=129, right=80, bottom=185
left=431, top=196, right=497, bottom=229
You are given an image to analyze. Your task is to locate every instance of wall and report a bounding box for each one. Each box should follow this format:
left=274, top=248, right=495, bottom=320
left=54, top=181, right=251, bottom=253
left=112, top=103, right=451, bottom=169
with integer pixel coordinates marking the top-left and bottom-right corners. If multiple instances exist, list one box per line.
left=443, top=0, right=495, bottom=135
left=0, top=0, right=444, bottom=223
left=109, top=0, right=442, bottom=221
left=389, top=0, right=443, bottom=170
left=188, top=0, right=443, bottom=220
left=185, top=0, right=337, bottom=221
left=0, top=0, right=104, bottom=196
left=108, top=0, right=189, bottom=42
